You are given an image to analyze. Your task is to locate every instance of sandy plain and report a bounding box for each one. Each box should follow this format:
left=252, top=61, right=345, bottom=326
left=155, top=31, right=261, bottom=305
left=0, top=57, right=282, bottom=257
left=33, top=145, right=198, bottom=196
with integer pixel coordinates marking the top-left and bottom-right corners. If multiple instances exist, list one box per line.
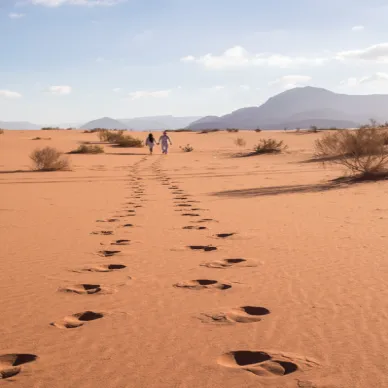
left=1, top=129, right=388, bottom=388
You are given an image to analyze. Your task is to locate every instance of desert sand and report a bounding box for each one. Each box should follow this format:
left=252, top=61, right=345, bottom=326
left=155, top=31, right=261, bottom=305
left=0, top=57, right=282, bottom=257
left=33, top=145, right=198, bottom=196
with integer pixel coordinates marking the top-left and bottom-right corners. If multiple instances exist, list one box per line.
left=1, top=129, right=388, bottom=388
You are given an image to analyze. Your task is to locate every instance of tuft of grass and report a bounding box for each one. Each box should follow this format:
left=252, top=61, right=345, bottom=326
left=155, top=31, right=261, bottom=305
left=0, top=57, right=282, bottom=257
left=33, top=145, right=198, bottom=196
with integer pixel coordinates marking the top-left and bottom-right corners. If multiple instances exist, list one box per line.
left=314, top=127, right=388, bottom=178
left=180, top=144, right=194, bottom=152
left=234, top=137, right=246, bottom=147
left=254, top=138, right=287, bottom=154
left=69, top=144, right=104, bottom=154
left=30, top=147, right=70, bottom=171
left=115, top=135, right=144, bottom=148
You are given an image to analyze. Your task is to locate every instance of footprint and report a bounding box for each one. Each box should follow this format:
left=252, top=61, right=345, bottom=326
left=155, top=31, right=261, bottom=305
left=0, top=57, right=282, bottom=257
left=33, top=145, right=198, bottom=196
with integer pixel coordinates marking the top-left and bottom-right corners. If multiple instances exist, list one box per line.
left=127, top=210, right=136, bottom=213
left=188, top=245, right=217, bottom=252
left=91, top=231, right=113, bottom=236
left=174, top=279, right=231, bottom=290
left=0, top=354, right=37, bottom=379
left=195, top=218, right=217, bottom=223
left=96, top=219, right=118, bottom=223
left=111, top=239, right=130, bottom=246
left=216, top=233, right=236, bottom=239
left=182, top=213, right=200, bottom=217
left=122, top=224, right=133, bottom=228
left=177, top=204, right=192, bottom=207
left=59, top=284, right=102, bottom=294
left=201, top=258, right=256, bottom=269
left=51, top=311, right=104, bottom=329
left=99, top=250, right=121, bottom=257
left=183, top=226, right=207, bottom=230
left=82, top=264, right=126, bottom=272
left=217, top=351, right=317, bottom=378
left=200, top=306, right=270, bottom=324
left=174, top=196, right=189, bottom=200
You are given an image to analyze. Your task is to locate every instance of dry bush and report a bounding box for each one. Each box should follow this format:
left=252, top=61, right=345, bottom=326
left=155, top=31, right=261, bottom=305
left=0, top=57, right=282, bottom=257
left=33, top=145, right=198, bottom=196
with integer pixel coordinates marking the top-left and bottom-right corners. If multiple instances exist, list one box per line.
left=314, top=128, right=388, bottom=177
left=180, top=144, right=194, bottom=152
left=69, top=144, right=104, bottom=154
left=255, top=128, right=262, bottom=132
left=0, top=129, right=4, bottom=135
left=227, top=128, right=239, bottom=133
left=116, top=135, right=143, bottom=148
left=254, top=138, right=287, bottom=154
left=30, top=147, right=70, bottom=171
left=234, top=137, right=246, bottom=147
left=199, top=129, right=220, bottom=134
left=98, top=130, right=125, bottom=142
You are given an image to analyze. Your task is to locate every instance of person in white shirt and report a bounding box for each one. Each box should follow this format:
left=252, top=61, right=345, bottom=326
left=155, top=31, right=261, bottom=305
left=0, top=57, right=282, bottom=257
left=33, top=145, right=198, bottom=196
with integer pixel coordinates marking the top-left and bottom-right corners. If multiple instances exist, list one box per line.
left=158, top=131, right=172, bottom=154
left=145, top=133, right=156, bottom=155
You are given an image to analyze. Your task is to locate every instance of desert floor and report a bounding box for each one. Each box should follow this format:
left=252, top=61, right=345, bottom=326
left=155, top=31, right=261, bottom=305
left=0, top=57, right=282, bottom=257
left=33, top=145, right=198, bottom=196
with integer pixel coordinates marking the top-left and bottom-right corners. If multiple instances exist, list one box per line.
left=1, top=129, right=388, bottom=388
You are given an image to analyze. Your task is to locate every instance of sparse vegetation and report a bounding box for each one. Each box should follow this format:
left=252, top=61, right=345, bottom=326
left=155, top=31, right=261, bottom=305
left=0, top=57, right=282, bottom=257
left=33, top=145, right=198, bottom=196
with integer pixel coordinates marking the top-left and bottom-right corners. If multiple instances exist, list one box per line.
left=69, top=144, right=104, bottom=154
left=234, top=137, right=246, bottom=147
left=98, top=130, right=125, bottom=143
left=180, top=144, right=194, bottom=152
left=199, top=129, right=221, bottom=134
left=115, top=135, right=143, bottom=148
left=309, top=125, right=319, bottom=133
left=254, top=138, right=287, bottom=154
left=0, top=129, right=4, bottom=135
left=30, top=147, right=70, bottom=171
left=255, top=128, right=262, bottom=132
left=314, top=127, right=388, bottom=178
left=226, top=128, right=239, bottom=133
left=41, top=127, right=60, bottom=130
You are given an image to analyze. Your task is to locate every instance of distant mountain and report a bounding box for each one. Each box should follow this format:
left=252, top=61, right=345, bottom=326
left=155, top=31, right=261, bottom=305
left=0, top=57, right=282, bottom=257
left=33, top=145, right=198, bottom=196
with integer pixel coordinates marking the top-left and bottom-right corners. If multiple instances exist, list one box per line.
left=0, top=121, right=40, bottom=130
left=80, top=117, right=129, bottom=130
left=117, top=115, right=202, bottom=130
left=187, top=87, right=388, bottom=130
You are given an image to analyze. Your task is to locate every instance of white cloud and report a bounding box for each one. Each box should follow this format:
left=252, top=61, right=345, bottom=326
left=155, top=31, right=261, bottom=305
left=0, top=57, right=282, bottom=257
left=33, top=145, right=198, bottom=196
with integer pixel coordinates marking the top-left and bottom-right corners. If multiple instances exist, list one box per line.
left=340, top=72, right=388, bottom=86
left=113, top=88, right=121, bottom=92
left=0, top=90, right=22, bottom=99
left=128, top=89, right=171, bottom=100
left=352, top=25, right=365, bottom=32
left=48, top=85, right=72, bottom=95
left=181, top=46, right=327, bottom=69
left=181, top=55, right=195, bottom=62
left=30, top=0, right=124, bottom=7
left=269, top=75, right=312, bottom=89
left=336, top=43, right=388, bottom=62
left=240, top=85, right=251, bottom=91
left=9, top=13, right=25, bottom=18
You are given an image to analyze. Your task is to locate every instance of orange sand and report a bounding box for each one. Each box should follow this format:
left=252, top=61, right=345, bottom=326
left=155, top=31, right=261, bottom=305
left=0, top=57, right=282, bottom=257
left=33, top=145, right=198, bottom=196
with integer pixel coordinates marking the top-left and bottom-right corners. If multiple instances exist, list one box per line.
left=1, top=129, right=388, bottom=388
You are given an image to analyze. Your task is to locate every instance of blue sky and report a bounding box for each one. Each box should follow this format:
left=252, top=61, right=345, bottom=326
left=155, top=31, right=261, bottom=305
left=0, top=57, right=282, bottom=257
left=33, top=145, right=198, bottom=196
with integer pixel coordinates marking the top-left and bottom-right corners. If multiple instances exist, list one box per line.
left=1, top=0, right=388, bottom=124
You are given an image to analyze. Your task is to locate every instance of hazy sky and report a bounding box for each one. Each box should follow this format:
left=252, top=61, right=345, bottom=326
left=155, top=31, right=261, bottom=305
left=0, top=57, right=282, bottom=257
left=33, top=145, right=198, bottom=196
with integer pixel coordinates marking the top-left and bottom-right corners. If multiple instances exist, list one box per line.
left=1, top=0, right=388, bottom=124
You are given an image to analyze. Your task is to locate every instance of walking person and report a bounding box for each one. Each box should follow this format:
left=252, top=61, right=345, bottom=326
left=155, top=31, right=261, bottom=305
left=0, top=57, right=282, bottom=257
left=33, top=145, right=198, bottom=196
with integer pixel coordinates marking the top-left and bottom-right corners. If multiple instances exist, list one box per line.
left=158, top=131, right=172, bottom=154
left=145, top=133, right=157, bottom=155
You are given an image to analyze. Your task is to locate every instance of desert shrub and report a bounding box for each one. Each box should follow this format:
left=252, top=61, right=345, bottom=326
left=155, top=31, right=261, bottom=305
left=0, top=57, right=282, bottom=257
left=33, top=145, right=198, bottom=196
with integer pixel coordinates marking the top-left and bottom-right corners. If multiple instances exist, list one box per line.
left=309, top=125, right=319, bottom=133
left=172, top=128, right=193, bottom=133
left=314, top=128, right=388, bottom=177
left=0, top=129, right=4, bottom=135
left=98, top=130, right=125, bottom=143
left=255, top=128, right=261, bottom=132
left=234, top=137, right=246, bottom=147
left=180, top=144, right=194, bottom=152
left=254, top=138, right=287, bottom=154
left=115, top=135, right=143, bottom=148
left=41, top=127, right=60, bottom=130
left=30, top=147, right=70, bottom=171
left=69, top=144, right=104, bottom=154
left=199, top=129, right=220, bottom=134
left=227, top=128, right=239, bottom=133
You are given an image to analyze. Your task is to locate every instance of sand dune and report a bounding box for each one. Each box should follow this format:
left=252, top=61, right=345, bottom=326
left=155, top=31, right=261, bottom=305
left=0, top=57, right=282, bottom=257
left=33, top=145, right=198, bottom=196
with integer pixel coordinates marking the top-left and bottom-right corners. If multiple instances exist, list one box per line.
left=1, top=129, right=388, bottom=387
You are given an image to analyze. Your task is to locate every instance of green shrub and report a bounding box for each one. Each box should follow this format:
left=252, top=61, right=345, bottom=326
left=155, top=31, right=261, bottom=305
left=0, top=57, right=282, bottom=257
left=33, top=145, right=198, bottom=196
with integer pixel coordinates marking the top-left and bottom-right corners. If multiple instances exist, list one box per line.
left=254, top=139, right=287, bottom=154
left=69, top=144, right=104, bottom=154
left=314, top=128, right=388, bottom=177
left=116, top=135, right=143, bottom=148
left=30, top=147, right=70, bottom=171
